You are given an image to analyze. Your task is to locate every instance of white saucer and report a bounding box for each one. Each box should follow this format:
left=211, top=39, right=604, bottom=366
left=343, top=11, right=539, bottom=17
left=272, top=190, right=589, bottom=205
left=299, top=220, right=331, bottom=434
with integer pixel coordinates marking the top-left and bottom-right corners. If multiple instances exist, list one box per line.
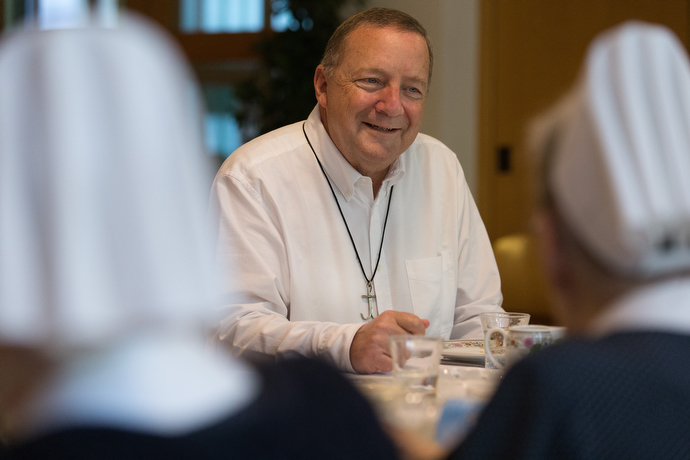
left=442, top=340, right=484, bottom=363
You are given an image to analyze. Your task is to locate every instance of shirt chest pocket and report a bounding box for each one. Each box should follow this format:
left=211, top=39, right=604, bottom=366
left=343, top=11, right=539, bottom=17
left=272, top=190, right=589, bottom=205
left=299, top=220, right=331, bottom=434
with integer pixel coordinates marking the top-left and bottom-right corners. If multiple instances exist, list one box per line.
left=404, top=249, right=456, bottom=338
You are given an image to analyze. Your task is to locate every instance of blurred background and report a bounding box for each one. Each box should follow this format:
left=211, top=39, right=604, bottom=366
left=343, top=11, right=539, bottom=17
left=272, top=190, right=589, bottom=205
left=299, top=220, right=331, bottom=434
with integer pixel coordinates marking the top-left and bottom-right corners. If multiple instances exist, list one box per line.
left=2, top=0, right=688, bottom=323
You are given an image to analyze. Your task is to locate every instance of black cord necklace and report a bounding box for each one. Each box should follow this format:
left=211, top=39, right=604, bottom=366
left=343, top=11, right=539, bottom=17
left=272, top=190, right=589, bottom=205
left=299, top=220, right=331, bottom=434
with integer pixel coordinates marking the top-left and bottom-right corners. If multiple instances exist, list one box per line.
left=302, top=122, right=394, bottom=320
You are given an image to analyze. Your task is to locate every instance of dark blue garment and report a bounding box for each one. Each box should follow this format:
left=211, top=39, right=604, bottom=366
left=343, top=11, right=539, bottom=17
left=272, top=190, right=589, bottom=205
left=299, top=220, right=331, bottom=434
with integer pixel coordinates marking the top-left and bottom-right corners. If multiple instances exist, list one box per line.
left=449, top=332, right=690, bottom=460
left=2, top=357, right=398, bottom=460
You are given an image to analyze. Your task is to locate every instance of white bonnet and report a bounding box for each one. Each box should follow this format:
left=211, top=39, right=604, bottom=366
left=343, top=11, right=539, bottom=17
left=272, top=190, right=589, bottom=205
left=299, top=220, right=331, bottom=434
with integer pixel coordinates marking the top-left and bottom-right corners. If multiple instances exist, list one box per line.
left=0, top=13, right=222, bottom=352
left=542, top=21, right=690, bottom=277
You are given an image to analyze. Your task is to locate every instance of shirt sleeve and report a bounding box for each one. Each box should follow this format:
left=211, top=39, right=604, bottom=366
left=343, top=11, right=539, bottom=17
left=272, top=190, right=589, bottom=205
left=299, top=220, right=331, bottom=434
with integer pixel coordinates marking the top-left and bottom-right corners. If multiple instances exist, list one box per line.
left=209, top=172, right=362, bottom=373
left=451, top=179, right=504, bottom=339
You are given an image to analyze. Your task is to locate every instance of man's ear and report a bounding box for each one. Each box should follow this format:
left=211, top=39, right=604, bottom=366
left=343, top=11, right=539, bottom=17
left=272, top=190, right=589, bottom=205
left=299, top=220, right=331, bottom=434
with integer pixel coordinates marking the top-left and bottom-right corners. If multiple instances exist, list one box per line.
left=314, top=65, right=328, bottom=108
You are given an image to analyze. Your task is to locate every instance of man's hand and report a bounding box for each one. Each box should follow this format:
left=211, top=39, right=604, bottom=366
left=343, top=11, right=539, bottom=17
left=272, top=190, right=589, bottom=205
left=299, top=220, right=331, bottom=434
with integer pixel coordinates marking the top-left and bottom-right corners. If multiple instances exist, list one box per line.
left=350, top=310, right=430, bottom=374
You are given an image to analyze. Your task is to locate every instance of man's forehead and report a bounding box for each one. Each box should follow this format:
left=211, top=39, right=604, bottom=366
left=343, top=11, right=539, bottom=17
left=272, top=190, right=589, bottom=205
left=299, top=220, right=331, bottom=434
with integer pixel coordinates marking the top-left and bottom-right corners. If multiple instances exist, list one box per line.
left=343, top=24, right=426, bottom=52
left=339, top=25, right=430, bottom=82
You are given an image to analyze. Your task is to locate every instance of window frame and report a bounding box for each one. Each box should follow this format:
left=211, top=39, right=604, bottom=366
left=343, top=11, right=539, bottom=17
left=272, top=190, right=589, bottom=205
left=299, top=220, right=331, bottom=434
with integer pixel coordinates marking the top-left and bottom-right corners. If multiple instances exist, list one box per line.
left=125, top=0, right=273, bottom=64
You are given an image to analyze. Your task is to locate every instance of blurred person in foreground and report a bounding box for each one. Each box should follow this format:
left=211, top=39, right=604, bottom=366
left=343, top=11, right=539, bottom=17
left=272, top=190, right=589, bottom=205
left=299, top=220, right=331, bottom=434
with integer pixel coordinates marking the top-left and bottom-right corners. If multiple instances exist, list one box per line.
left=396, top=21, right=690, bottom=460
left=209, top=8, right=502, bottom=375
left=0, top=11, right=397, bottom=459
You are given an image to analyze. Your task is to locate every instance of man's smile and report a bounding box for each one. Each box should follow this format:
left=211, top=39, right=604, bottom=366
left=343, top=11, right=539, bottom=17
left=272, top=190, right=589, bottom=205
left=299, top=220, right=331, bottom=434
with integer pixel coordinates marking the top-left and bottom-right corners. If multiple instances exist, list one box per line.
left=364, top=122, right=399, bottom=132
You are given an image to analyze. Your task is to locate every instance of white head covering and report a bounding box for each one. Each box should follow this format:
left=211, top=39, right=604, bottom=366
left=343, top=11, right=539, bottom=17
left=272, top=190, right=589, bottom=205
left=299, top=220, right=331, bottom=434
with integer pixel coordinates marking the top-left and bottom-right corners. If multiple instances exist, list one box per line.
left=543, top=21, right=690, bottom=277
left=0, top=12, right=221, bottom=352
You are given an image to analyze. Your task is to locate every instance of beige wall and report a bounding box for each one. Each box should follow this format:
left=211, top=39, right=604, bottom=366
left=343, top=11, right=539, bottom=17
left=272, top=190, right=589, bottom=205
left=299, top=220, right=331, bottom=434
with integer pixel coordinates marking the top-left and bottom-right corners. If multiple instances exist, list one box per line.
left=360, top=0, right=480, bottom=193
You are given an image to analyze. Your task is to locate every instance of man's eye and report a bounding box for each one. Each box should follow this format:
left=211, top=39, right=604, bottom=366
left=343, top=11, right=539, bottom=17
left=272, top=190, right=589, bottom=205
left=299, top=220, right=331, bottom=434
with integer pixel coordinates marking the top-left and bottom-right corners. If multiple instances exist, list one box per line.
left=364, top=78, right=378, bottom=84
left=406, top=87, right=423, bottom=98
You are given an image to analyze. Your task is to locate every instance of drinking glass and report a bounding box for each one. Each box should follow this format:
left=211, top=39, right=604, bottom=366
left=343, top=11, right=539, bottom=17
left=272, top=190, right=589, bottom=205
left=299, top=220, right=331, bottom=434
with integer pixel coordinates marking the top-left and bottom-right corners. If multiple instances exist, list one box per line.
left=479, top=312, right=530, bottom=370
left=389, top=335, right=443, bottom=394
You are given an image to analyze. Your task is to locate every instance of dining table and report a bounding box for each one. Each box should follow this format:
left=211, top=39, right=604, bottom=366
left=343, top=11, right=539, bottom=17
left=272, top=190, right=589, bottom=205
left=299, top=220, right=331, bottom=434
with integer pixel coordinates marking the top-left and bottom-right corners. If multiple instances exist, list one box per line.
left=346, top=339, right=502, bottom=448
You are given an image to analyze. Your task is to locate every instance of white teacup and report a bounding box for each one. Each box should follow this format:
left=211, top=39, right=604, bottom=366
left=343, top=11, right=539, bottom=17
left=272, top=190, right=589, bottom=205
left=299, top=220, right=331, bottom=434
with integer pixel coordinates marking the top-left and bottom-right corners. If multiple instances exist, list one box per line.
left=547, top=326, right=567, bottom=342
left=485, top=325, right=562, bottom=370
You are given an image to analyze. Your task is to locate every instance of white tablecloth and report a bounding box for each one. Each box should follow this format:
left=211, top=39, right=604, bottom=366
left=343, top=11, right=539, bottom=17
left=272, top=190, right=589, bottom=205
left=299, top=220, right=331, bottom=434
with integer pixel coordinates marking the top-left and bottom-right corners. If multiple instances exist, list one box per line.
left=347, top=363, right=501, bottom=446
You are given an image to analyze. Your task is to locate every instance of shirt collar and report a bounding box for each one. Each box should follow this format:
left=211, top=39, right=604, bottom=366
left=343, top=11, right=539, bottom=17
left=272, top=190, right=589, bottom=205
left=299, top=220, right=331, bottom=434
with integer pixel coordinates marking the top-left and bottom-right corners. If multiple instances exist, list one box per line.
left=304, top=105, right=405, bottom=201
left=589, top=277, right=690, bottom=337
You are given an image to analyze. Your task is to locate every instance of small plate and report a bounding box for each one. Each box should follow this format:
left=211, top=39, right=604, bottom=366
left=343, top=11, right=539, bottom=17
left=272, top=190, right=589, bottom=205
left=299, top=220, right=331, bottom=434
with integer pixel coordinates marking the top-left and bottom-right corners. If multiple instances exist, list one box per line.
left=442, top=340, right=484, bottom=362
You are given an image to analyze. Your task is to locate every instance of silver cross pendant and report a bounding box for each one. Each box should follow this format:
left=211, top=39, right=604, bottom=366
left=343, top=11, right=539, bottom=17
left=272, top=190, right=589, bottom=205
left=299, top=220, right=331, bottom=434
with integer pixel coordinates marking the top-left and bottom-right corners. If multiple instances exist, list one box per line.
left=361, top=282, right=375, bottom=320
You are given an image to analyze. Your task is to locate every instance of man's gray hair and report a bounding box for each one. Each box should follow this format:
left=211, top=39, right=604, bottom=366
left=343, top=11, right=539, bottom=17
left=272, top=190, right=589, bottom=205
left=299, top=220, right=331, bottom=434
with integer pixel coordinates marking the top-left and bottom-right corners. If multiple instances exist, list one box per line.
left=320, top=7, right=433, bottom=83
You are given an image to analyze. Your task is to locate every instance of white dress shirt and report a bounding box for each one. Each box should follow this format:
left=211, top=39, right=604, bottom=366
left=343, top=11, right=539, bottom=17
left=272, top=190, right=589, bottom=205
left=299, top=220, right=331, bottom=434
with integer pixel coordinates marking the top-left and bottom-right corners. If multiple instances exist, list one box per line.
left=210, top=106, right=503, bottom=372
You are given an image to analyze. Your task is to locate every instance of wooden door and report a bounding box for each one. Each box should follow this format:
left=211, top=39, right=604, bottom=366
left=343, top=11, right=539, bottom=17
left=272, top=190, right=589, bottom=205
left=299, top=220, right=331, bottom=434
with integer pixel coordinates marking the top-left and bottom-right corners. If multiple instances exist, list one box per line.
left=477, top=0, right=689, bottom=242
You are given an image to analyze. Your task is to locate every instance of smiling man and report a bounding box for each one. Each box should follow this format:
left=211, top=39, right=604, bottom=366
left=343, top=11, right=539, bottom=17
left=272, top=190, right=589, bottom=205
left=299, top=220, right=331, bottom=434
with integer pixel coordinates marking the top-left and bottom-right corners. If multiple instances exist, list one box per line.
left=209, top=8, right=503, bottom=374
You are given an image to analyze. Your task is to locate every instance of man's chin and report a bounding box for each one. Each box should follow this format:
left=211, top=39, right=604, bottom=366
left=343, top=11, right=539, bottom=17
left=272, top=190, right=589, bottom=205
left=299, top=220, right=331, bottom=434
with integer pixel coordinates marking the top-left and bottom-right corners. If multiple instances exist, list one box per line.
left=356, top=150, right=404, bottom=176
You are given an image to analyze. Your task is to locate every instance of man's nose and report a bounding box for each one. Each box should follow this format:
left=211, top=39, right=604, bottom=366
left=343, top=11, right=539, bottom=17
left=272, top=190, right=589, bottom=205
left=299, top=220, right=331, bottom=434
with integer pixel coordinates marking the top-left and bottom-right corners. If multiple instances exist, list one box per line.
left=375, top=85, right=404, bottom=117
